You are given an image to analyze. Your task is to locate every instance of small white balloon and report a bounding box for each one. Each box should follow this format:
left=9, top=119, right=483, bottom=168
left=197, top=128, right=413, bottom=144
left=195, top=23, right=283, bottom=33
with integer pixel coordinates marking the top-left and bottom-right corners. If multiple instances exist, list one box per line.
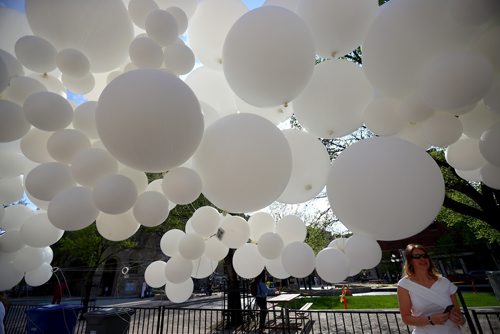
left=20, top=212, right=64, bottom=248
left=145, top=9, right=179, bottom=46
left=162, top=167, right=202, bottom=205
left=92, top=174, right=138, bottom=215
left=328, top=238, right=348, bottom=252
left=480, top=122, right=500, bottom=167
left=445, top=137, right=487, bottom=171
left=1, top=204, right=34, bottom=232
left=248, top=212, right=275, bottom=242
left=190, top=206, right=221, bottom=238
left=281, top=242, right=315, bottom=278
left=265, top=257, right=290, bottom=279
left=0, top=254, right=24, bottom=290
left=315, top=248, right=349, bottom=283
left=62, top=72, right=95, bottom=94
left=220, top=215, right=250, bottom=249
left=456, top=168, right=482, bottom=183
left=344, top=234, right=382, bottom=270
left=165, top=255, right=193, bottom=284
left=0, top=230, right=24, bottom=253
left=480, top=163, right=500, bottom=190
left=204, top=236, right=229, bottom=261
left=129, top=36, right=164, bottom=69
left=160, top=229, right=185, bottom=257
left=133, top=191, right=169, bottom=227
left=0, top=176, right=24, bottom=205
left=128, top=0, right=159, bottom=29
left=460, top=102, right=500, bottom=139
left=4, top=76, right=46, bottom=105
left=118, top=167, right=149, bottom=193
left=144, top=260, right=167, bottom=288
left=257, top=233, right=284, bottom=260
left=15, top=35, right=57, bottom=73
left=47, top=129, right=91, bottom=163
left=166, top=7, right=188, bottom=35
left=178, top=233, right=205, bottom=260
left=70, top=148, right=119, bottom=187
left=56, top=48, right=90, bottom=78
left=363, top=98, right=406, bottom=136
left=23, top=91, right=73, bottom=131
left=163, top=42, right=195, bottom=75
left=420, top=112, right=463, bottom=148
left=165, top=277, right=193, bottom=303
left=191, top=255, right=218, bottom=279
left=232, top=243, right=266, bottom=279
left=0, top=100, right=31, bottom=143
left=73, top=101, right=99, bottom=140
left=25, top=263, right=53, bottom=287
left=25, top=162, right=75, bottom=201
left=96, top=210, right=141, bottom=241
left=13, top=246, right=46, bottom=272
left=48, top=186, right=99, bottom=231
left=275, top=215, right=307, bottom=245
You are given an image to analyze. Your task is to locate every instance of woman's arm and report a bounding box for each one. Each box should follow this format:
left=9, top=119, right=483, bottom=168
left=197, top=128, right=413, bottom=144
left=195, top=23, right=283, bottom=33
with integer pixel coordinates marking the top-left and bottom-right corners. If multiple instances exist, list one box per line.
left=448, top=293, right=466, bottom=326
left=397, top=286, right=449, bottom=326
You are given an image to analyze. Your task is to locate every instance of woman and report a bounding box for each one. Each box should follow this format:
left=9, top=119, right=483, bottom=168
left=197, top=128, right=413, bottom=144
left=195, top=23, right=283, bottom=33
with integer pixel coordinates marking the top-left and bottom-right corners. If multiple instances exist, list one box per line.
left=398, top=244, right=465, bottom=333
left=254, top=271, right=277, bottom=332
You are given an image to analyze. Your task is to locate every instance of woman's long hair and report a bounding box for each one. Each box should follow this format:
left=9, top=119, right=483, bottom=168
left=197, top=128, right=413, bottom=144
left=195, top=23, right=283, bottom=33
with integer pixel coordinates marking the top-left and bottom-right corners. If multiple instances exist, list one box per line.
left=402, top=244, right=440, bottom=279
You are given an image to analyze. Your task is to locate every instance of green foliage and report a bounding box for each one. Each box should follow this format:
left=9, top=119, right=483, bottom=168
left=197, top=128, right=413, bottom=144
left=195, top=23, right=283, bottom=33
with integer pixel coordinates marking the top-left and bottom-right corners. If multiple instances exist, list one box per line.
left=305, top=224, right=331, bottom=254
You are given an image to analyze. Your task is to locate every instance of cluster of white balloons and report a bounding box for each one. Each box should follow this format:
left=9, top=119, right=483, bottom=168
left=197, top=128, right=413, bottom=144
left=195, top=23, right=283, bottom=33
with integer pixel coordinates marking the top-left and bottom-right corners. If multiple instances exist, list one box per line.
left=1, top=0, right=499, bottom=299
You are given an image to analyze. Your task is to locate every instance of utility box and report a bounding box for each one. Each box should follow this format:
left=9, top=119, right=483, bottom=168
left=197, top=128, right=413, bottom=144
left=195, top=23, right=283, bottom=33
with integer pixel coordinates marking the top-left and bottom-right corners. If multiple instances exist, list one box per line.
left=84, top=308, right=135, bottom=334
left=26, top=304, right=82, bottom=334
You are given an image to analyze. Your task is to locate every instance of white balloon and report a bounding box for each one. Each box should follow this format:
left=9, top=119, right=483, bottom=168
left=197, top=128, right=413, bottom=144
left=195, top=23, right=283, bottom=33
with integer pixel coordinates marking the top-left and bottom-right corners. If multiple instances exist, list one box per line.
left=48, top=186, right=99, bottom=231
left=0, top=100, right=31, bottom=143
left=1, top=204, right=34, bottom=231
left=20, top=212, right=64, bottom=247
left=163, top=42, right=195, bottom=76
left=363, top=98, right=406, bottom=136
left=165, top=277, right=193, bottom=303
left=395, top=122, right=430, bottom=150
left=13, top=246, right=45, bottom=272
left=25, top=263, right=53, bottom=287
left=223, top=5, right=315, bottom=107
left=162, top=167, right=202, bottom=205
left=397, top=96, right=435, bottom=123
left=62, top=72, right=95, bottom=94
left=257, top=233, right=284, bottom=260
left=41, top=246, right=53, bottom=264
left=445, top=137, right=487, bottom=171
left=420, top=112, right=463, bottom=148
left=193, top=113, right=292, bottom=213
left=484, top=76, right=500, bottom=113
left=220, top=215, right=250, bottom=249
left=248, top=212, right=275, bottom=242
left=96, top=210, right=141, bottom=241
left=417, top=50, right=494, bottom=111
left=278, top=129, right=331, bottom=203
left=456, top=168, right=482, bottom=183
left=165, top=255, right=193, bottom=284
left=145, top=9, right=179, bottom=46
left=156, top=0, right=198, bottom=19
left=47, top=129, right=91, bottom=163
left=92, top=174, right=138, bottom=214
left=275, top=215, right=307, bottom=245
left=328, top=238, right=347, bottom=252
left=0, top=7, right=32, bottom=55
left=160, top=229, right=185, bottom=257
left=117, top=167, right=148, bottom=194
left=0, top=176, right=24, bottom=205
left=185, top=66, right=237, bottom=117
left=187, top=0, right=247, bottom=70
left=178, top=233, right=205, bottom=260
left=315, top=248, right=349, bottom=283
left=232, top=243, right=266, bottom=279
left=4, top=76, right=46, bottom=105
left=204, top=236, right=229, bottom=262
left=190, top=206, right=221, bottom=238
left=23, top=91, right=73, bottom=131
left=344, top=234, right=382, bottom=269
left=294, top=59, right=373, bottom=138
left=281, top=242, right=315, bottom=278
left=191, top=255, right=218, bottom=279
left=235, top=96, right=293, bottom=125
left=0, top=230, right=24, bottom=253
left=25, top=162, right=75, bottom=201
left=460, top=102, right=500, bottom=140
left=144, top=260, right=167, bottom=288
left=56, top=48, right=90, bottom=78
left=0, top=49, right=24, bottom=82
left=166, top=7, right=188, bottom=35
left=72, top=101, right=99, bottom=140
left=264, top=0, right=299, bottom=12
left=133, top=191, right=169, bottom=227
left=15, top=35, right=57, bottom=73
left=28, top=73, right=65, bottom=95
left=480, top=163, right=500, bottom=190
left=297, top=0, right=378, bottom=58
left=0, top=54, right=7, bottom=93
left=128, top=0, right=159, bottom=29
left=327, top=137, right=445, bottom=241
left=0, top=254, right=24, bottom=291
left=265, top=257, right=290, bottom=279
left=26, top=0, right=134, bottom=72
left=96, top=69, right=204, bottom=172
left=129, top=36, right=163, bottom=69
left=480, top=123, right=500, bottom=167
left=70, top=148, right=119, bottom=187
left=448, top=0, right=492, bottom=26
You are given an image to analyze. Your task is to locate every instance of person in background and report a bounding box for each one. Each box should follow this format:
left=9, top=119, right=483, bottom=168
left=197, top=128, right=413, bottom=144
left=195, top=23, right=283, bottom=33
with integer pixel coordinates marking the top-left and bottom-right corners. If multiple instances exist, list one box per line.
left=0, top=291, right=7, bottom=334
left=397, top=244, right=465, bottom=333
left=254, top=271, right=278, bottom=333
left=140, top=281, right=147, bottom=299
left=52, top=280, right=66, bottom=304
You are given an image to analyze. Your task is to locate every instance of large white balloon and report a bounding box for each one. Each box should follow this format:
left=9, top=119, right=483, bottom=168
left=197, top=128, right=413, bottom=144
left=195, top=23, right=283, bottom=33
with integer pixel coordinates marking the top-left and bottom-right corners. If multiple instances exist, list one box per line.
left=178, top=233, right=205, bottom=260
left=344, top=234, right=382, bottom=269
left=294, top=59, right=373, bottom=138
left=315, top=248, right=349, bottom=283
left=0, top=100, right=31, bottom=143
left=96, top=210, right=141, bottom=241
left=248, top=212, right=275, bottom=242
left=165, top=255, right=193, bottom=284
left=281, top=242, right=315, bottom=278
left=220, top=215, right=250, bottom=249
left=445, top=137, right=487, bottom=171
left=417, top=50, right=493, bottom=111
left=133, top=191, right=169, bottom=227
left=48, top=186, right=99, bottom=231
left=165, top=278, right=193, bottom=303
left=232, top=243, right=266, bottom=279
left=190, top=206, right=221, bottom=238
left=193, top=113, right=292, bottom=213
left=277, top=129, right=331, bottom=204
left=47, top=129, right=91, bottom=164
left=15, top=35, right=57, bottom=73
left=92, top=174, right=138, bottom=214
left=480, top=123, right=500, bottom=167
left=23, top=91, right=73, bottom=131
left=20, top=212, right=64, bottom=247
left=25, top=263, right=53, bottom=287
left=275, top=215, right=307, bottom=245
left=144, top=260, right=167, bottom=288
left=26, top=0, right=134, bottom=72
left=327, top=137, right=445, bottom=241
left=297, top=0, right=378, bottom=58
left=96, top=69, right=204, bottom=172
left=70, top=148, right=119, bottom=187
left=161, top=167, right=202, bottom=205
left=257, top=233, right=284, bottom=260
left=223, top=6, right=315, bottom=107
left=160, top=229, right=185, bottom=257
left=25, top=162, right=75, bottom=202
left=187, top=0, right=247, bottom=70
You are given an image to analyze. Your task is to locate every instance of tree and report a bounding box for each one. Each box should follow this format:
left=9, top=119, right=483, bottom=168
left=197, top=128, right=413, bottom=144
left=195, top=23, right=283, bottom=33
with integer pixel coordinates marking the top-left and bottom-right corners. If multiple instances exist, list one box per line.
left=54, top=224, right=136, bottom=313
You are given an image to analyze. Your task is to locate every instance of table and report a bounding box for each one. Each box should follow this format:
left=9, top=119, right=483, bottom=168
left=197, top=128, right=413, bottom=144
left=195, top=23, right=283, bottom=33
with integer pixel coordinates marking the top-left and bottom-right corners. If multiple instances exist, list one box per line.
left=265, top=294, right=302, bottom=331
left=267, top=293, right=300, bottom=304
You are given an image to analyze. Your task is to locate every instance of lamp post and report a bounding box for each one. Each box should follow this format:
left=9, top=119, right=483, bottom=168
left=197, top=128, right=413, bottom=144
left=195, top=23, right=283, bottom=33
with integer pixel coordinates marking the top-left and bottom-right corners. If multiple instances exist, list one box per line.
left=391, top=253, right=402, bottom=282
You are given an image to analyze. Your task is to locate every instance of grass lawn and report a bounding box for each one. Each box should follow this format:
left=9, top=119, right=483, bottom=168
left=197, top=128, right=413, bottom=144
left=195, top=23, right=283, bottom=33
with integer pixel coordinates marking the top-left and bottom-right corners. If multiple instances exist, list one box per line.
left=283, top=292, right=500, bottom=310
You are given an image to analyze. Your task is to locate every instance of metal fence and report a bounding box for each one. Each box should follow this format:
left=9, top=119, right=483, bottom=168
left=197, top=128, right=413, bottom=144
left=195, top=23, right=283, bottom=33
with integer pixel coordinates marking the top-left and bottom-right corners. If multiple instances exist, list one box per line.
left=5, top=304, right=500, bottom=334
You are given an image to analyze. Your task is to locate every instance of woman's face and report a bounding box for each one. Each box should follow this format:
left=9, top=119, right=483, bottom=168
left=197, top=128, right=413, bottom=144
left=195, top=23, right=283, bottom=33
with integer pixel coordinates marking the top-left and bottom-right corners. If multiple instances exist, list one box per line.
left=410, top=248, right=430, bottom=271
